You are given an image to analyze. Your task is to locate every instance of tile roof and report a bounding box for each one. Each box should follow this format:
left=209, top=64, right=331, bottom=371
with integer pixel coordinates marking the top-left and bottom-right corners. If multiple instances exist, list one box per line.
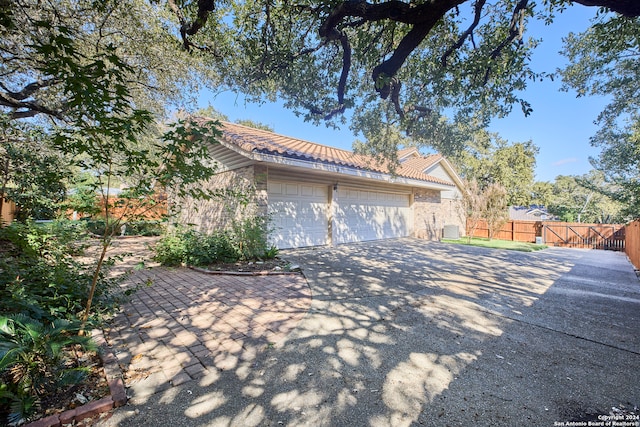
left=202, top=119, right=454, bottom=187
left=397, top=147, right=420, bottom=160
left=400, top=154, right=443, bottom=173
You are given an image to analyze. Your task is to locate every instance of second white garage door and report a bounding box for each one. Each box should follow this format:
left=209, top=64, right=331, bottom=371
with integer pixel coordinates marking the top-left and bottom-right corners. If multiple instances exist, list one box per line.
left=333, top=187, right=412, bottom=244
left=267, top=181, right=329, bottom=249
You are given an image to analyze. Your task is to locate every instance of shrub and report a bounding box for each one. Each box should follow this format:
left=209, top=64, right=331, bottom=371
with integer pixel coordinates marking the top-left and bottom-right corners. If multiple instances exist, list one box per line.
left=229, top=215, right=273, bottom=261
left=154, top=228, right=239, bottom=266
left=0, top=222, right=124, bottom=324
left=82, top=219, right=165, bottom=237
left=154, top=216, right=277, bottom=267
left=0, top=314, right=96, bottom=425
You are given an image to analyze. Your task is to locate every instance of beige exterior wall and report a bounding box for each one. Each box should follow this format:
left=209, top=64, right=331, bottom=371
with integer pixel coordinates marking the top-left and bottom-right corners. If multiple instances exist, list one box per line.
left=172, top=162, right=466, bottom=244
left=172, top=165, right=267, bottom=234
left=413, top=189, right=465, bottom=240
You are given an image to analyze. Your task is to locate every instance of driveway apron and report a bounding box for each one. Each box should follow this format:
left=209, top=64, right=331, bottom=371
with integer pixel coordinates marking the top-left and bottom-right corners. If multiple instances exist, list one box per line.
left=99, top=239, right=640, bottom=427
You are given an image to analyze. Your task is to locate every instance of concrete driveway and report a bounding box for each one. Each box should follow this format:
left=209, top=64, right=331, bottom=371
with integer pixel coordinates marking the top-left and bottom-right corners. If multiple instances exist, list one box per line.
left=99, top=238, right=640, bottom=427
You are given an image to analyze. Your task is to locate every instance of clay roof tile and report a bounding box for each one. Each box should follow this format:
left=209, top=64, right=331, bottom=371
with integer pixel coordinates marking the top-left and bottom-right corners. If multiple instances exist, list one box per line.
left=203, top=120, right=453, bottom=187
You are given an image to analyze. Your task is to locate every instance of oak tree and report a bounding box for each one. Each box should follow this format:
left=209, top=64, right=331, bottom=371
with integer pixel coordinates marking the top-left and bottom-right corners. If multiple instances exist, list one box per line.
left=560, top=15, right=640, bottom=218
left=170, top=0, right=640, bottom=155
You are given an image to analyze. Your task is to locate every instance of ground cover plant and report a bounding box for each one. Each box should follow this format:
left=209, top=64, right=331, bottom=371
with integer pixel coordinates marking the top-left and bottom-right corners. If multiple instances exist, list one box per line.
left=442, top=237, right=547, bottom=252
left=0, top=314, right=97, bottom=424
left=0, top=221, right=128, bottom=425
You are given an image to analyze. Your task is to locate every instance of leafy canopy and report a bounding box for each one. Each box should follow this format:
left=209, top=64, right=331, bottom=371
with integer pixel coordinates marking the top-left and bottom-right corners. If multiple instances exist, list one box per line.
left=169, top=0, right=640, bottom=156
left=560, top=15, right=640, bottom=218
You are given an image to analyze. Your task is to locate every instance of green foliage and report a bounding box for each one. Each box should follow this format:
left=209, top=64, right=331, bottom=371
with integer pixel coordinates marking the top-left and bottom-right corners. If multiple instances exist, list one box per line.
left=547, top=172, right=624, bottom=223
left=1, top=0, right=218, bottom=121
left=457, top=179, right=509, bottom=242
left=560, top=15, right=640, bottom=218
left=531, top=181, right=555, bottom=207
left=155, top=216, right=277, bottom=267
left=228, top=215, right=274, bottom=261
left=154, top=228, right=237, bottom=266
left=0, top=121, right=71, bottom=222
left=457, top=179, right=485, bottom=243
left=454, top=128, right=538, bottom=206
left=234, top=119, right=274, bottom=132
left=483, top=182, right=510, bottom=240
left=185, top=0, right=548, bottom=155
left=0, top=221, right=123, bottom=323
left=0, top=313, right=96, bottom=425
left=67, top=188, right=103, bottom=218
left=82, top=219, right=165, bottom=237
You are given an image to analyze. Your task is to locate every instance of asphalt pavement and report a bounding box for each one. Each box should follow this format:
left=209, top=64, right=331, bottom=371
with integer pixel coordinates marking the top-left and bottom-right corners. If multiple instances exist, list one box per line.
left=96, top=238, right=640, bottom=427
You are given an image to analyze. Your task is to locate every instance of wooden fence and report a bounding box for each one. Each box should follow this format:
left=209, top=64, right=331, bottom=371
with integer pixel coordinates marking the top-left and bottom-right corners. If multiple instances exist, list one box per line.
left=625, top=220, right=640, bottom=269
left=542, top=222, right=625, bottom=250
left=0, top=194, right=16, bottom=225
left=469, top=219, right=625, bottom=250
left=469, top=220, right=540, bottom=242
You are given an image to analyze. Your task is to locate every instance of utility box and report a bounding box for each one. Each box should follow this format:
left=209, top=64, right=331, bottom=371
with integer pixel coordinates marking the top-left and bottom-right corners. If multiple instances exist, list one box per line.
left=535, top=236, right=543, bottom=245
left=443, top=225, right=460, bottom=240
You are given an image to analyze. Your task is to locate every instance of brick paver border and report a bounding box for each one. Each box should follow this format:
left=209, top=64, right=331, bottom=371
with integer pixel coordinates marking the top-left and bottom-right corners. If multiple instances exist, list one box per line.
left=102, top=267, right=312, bottom=401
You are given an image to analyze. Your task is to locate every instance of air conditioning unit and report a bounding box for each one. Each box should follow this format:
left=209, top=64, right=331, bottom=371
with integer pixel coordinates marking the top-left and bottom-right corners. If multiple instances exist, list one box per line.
left=443, top=225, right=460, bottom=240
left=535, top=236, right=543, bottom=245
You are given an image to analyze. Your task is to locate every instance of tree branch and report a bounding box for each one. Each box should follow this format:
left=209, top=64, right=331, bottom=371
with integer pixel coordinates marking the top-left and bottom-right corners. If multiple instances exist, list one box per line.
left=168, top=0, right=216, bottom=51
left=482, top=0, right=529, bottom=86
left=441, top=0, right=487, bottom=67
left=0, top=90, right=65, bottom=120
left=572, top=0, right=640, bottom=17
left=0, top=79, right=58, bottom=101
left=319, top=1, right=466, bottom=100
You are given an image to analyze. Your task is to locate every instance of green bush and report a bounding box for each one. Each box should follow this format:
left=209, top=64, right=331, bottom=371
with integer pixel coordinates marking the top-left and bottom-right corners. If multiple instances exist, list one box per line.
left=229, top=215, right=273, bottom=261
left=0, top=314, right=96, bottom=425
left=152, top=232, right=187, bottom=266
left=0, top=221, right=124, bottom=324
left=82, top=219, right=165, bottom=237
left=154, top=216, right=278, bottom=267
left=154, top=228, right=239, bottom=266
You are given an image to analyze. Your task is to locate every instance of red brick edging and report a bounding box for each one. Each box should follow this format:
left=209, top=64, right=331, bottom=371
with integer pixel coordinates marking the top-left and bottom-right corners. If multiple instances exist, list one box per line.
left=24, top=329, right=127, bottom=427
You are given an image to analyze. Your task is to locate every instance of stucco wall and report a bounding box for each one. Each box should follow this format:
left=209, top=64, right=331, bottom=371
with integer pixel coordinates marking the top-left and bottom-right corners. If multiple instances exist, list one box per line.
left=413, top=189, right=465, bottom=240
left=171, top=165, right=266, bottom=234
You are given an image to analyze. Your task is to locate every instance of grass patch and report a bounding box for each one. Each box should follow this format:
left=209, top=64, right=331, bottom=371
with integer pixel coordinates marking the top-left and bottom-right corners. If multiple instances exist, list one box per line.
left=441, top=237, right=547, bottom=252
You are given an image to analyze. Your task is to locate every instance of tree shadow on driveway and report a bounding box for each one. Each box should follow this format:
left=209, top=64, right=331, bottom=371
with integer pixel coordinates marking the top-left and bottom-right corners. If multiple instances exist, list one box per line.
left=98, top=238, right=640, bottom=426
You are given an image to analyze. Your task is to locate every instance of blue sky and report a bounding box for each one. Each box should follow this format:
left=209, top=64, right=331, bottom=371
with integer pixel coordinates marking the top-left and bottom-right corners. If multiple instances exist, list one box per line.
left=199, top=5, right=606, bottom=183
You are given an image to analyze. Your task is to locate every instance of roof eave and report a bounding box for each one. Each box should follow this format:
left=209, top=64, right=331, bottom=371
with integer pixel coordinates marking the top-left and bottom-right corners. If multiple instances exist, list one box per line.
left=217, top=136, right=455, bottom=190
left=259, top=151, right=454, bottom=190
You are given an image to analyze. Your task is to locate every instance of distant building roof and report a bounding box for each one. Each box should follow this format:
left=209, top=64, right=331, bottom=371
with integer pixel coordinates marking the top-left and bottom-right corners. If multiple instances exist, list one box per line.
left=509, top=206, right=557, bottom=221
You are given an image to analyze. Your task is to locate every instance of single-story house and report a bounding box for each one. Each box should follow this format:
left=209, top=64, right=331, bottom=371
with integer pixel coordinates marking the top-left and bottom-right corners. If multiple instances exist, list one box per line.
left=509, top=206, right=557, bottom=222
left=173, top=120, right=466, bottom=249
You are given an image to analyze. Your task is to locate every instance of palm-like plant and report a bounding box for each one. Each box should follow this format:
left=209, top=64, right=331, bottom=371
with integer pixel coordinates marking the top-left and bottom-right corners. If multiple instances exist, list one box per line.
left=0, top=314, right=96, bottom=425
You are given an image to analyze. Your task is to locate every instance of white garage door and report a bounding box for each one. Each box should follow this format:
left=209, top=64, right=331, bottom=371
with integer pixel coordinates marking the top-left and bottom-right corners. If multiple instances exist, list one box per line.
left=333, top=187, right=412, bottom=244
left=268, top=181, right=329, bottom=249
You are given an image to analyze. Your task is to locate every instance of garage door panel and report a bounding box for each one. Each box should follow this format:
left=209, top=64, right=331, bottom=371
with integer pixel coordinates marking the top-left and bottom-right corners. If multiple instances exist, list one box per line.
left=334, top=187, right=412, bottom=244
left=268, top=181, right=328, bottom=249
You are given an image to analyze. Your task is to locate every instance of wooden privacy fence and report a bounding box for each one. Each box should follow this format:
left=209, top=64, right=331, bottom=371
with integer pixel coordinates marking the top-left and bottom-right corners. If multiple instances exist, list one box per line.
left=469, top=219, right=625, bottom=250
left=469, top=219, right=540, bottom=242
left=542, top=222, right=625, bottom=250
left=625, top=220, right=640, bottom=269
